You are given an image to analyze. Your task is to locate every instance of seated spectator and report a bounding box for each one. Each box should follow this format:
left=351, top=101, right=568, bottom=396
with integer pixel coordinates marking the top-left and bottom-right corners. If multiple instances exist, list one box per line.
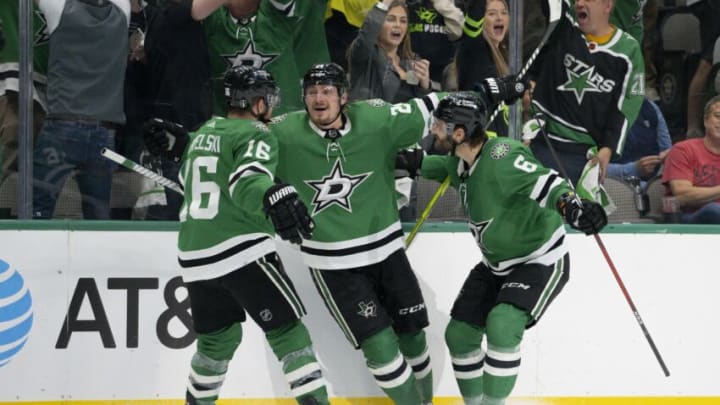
left=662, top=95, right=720, bottom=224
left=348, top=0, right=432, bottom=102
left=32, top=0, right=129, bottom=220
left=607, top=97, right=671, bottom=185
left=407, top=0, right=464, bottom=90
left=455, top=0, right=511, bottom=136
left=0, top=1, right=48, bottom=182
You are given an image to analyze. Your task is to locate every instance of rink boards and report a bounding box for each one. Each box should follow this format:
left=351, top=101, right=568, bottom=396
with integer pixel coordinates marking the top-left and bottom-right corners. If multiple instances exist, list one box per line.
left=0, top=222, right=717, bottom=404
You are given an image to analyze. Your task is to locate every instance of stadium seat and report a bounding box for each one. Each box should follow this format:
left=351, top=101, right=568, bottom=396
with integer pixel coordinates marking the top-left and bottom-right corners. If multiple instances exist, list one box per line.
left=602, top=176, right=654, bottom=224
left=415, top=178, right=467, bottom=221
left=0, top=172, right=18, bottom=219
left=660, top=11, right=700, bottom=53
left=110, top=170, right=144, bottom=219
left=657, top=9, right=702, bottom=132
left=645, top=176, right=668, bottom=223
left=53, top=174, right=83, bottom=219
left=0, top=172, right=84, bottom=219
left=0, top=170, right=144, bottom=220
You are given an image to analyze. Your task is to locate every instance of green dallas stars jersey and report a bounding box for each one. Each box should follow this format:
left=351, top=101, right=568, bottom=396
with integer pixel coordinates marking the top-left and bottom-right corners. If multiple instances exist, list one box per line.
left=272, top=94, right=441, bottom=270
left=421, top=138, right=572, bottom=274
left=531, top=0, right=644, bottom=156
left=0, top=2, right=49, bottom=106
left=177, top=117, right=278, bottom=282
left=203, top=0, right=308, bottom=116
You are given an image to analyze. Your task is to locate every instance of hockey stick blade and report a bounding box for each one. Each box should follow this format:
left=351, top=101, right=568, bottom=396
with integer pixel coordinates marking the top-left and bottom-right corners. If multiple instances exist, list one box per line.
left=100, top=148, right=184, bottom=195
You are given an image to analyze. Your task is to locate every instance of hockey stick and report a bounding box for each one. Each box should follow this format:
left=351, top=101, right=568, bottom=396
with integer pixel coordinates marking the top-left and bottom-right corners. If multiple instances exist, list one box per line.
left=484, top=0, right=562, bottom=126
left=405, top=177, right=450, bottom=247
left=405, top=0, right=563, bottom=248
left=100, top=148, right=184, bottom=195
left=533, top=110, right=671, bottom=377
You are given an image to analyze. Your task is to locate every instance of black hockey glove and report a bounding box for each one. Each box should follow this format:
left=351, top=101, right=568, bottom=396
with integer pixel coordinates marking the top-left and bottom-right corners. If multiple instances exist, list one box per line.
left=141, top=118, right=189, bottom=162
left=395, top=147, right=425, bottom=179
left=559, top=193, right=608, bottom=235
left=263, top=183, right=314, bottom=245
left=475, top=75, right=529, bottom=106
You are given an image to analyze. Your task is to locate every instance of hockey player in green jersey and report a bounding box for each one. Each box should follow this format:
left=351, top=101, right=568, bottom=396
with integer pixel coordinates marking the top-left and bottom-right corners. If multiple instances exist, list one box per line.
left=416, top=93, right=607, bottom=405
left=271, top=63, right=527, bottom=405
left=143, top=66, right=329, bottom=405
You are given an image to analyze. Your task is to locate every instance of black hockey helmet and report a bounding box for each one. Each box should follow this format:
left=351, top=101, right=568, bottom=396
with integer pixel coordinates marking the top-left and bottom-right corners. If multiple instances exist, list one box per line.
left=302, top=62, right=349, bottom=98
left=223, top=65, right=280, bottom=109
left=434, top=93, right=488, bottom=139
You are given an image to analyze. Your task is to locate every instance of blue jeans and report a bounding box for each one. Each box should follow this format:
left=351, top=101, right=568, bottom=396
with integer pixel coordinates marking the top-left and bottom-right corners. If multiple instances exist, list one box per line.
left=681, top=203, right=720, bottom=224
left=530, top=140, right=588, bottom=186
left=32, top=120, right=116, bottom=219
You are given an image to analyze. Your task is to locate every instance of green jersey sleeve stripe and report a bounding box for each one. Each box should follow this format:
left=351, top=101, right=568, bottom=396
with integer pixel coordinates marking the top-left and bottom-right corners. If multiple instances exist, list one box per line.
left=530, top=172, right=564, bottom=208
left=228, top=163, right=273, bottom=195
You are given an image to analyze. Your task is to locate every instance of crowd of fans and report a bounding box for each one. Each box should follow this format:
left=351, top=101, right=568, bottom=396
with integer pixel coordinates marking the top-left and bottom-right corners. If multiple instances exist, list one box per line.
left=0, top=0, right=719, bottom=224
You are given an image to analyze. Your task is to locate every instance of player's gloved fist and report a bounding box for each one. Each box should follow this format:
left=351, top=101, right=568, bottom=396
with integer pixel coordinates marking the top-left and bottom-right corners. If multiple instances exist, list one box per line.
left=476, top=75, right=529, bottom=105
left=560, top=193, right=608, bottom=235
left=263, top=183, right=314, bottom=245
left=141, top=118, right=188, bottom=162
left=395, top=147, right=425, bottom=178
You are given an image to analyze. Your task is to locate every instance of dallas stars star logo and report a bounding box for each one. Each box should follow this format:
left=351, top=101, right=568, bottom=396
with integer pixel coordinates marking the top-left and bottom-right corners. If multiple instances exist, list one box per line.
left=357, top=301, right=377, bottom=318
left=222, top=40, right=277, bottom=69
left=469, top=219, right=494, bottom=254
left=34, top=9, right=50, bottom=46
left=557, top=66, right=602, bottom=104
left=305, top=159, right=371, bottom=216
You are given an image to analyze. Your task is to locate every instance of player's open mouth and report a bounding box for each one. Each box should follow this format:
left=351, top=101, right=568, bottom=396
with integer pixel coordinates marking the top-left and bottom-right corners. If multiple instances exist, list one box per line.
left=493, top=24, right=504, bottom=36
left=390, top=31, right=403, bottom=40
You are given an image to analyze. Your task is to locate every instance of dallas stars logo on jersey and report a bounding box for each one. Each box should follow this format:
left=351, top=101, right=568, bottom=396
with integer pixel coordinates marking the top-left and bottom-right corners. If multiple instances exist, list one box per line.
left=557, top=54, right=615, bottom=103
left=305, top=159, right=371, bottom=216
left=469, top=219, right=494, bottom=254
left=489, top=142, right=510, bottom=160
left=34, top=10, right=49, bottom=46
left=223, top=40, right=278, bottom=69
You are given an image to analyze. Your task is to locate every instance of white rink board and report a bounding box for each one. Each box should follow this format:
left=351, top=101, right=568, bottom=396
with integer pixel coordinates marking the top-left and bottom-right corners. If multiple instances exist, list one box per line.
left=0, top=229, right=717, bottom=401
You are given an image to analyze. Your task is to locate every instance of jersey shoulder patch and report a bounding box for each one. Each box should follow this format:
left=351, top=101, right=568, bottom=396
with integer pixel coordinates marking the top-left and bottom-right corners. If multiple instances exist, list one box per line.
left=252, top=121, right=271, bottom=133
left=271, top=113, right=288, bottom=124
left=365, top=98, right=387, bottom=107
left=489, top=140, right=511, bottom=160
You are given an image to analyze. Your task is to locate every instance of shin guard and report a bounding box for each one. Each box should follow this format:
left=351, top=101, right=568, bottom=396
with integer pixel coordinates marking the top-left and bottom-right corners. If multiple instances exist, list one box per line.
left=398, top=330, right=433, bottom=404
left=361, top=327, right=421, bottom=405
left=445, top=318, right=485, bottom=405
left=266, top=320, right=329, bottom=405
left=186, top=323, right=243, bottom=404
left=483, top=303, right=529, bottom=404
